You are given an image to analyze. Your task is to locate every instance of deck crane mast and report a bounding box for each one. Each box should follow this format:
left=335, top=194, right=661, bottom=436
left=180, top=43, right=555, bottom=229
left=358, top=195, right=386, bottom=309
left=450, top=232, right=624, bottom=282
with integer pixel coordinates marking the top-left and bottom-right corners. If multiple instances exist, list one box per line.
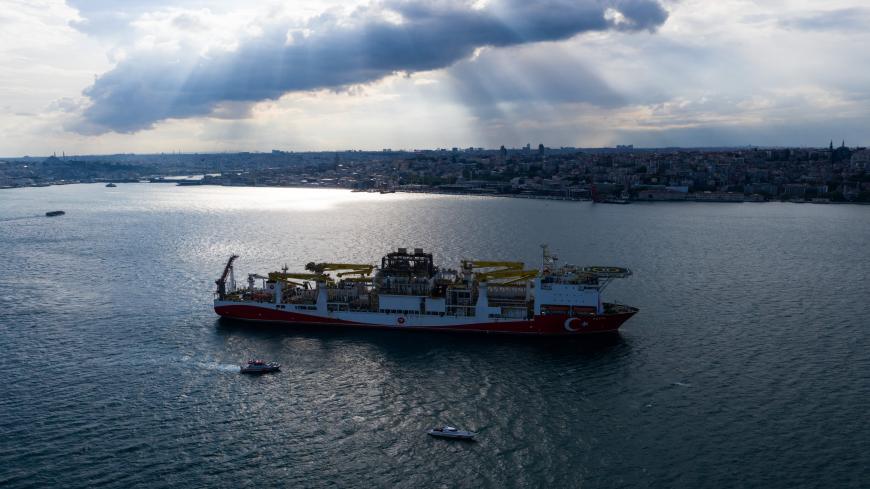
left=215, top=255, right=239, bottom=299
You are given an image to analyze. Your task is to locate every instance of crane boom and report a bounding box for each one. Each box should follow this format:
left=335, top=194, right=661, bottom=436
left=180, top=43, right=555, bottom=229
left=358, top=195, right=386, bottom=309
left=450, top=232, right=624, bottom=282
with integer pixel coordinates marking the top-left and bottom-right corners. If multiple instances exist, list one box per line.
left=268, top=271, right=332, bottom=282
left=215, top=254, right=239, bottom=299
left=305, top=262, right=374, bottom=277
left=461, top=260, right=525, bottom=271
left=460, top=259, right=537, bottom=283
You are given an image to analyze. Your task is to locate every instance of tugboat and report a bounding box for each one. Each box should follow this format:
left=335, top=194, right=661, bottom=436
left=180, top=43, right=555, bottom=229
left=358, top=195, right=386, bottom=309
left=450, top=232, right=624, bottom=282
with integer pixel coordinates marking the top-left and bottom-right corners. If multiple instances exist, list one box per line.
left=45, top=210, right=65, bottom=217
left=427, top=426, right=476, bottom=440
left=240, top=359, right=280, bottom=374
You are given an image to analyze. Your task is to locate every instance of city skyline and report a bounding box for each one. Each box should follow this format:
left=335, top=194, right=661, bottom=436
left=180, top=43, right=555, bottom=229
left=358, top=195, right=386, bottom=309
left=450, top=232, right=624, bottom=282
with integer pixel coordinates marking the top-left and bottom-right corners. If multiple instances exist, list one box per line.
left=3, top=0, right=870, bottom=156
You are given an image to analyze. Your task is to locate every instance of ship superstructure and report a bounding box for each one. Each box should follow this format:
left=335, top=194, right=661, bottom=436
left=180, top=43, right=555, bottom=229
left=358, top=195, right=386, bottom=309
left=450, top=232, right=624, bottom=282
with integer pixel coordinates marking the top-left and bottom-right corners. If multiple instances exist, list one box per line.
left=214, top=246, right=637, bottom=335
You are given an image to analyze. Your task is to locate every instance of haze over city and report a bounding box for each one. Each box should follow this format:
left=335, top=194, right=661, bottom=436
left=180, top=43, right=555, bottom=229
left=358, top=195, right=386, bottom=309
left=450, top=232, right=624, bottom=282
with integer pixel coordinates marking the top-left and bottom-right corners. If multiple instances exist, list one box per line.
left=3, top=0, right=870, bottom=156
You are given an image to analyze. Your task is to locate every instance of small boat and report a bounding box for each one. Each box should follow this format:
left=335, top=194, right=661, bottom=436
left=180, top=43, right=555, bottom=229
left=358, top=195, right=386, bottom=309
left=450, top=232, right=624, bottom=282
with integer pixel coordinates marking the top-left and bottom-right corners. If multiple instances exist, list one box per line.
left=240, top=359, right=280, bottom=374
left=105, top=183, right=117, bottom=187
left=427, top=426, right=476, bottom=440
left=45, top=210, right=65, bottom=217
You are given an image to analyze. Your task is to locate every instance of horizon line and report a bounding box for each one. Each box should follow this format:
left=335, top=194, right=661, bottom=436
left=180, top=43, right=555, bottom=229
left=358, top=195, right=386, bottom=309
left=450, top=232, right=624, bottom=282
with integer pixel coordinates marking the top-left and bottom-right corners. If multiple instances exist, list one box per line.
left=4, top=143, right=866, bottom=160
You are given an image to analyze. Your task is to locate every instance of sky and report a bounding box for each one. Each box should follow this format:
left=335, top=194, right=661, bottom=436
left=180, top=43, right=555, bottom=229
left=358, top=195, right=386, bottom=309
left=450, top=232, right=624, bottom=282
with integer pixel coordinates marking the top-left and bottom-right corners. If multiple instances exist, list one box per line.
left=1, top=0, right=869, bottom=155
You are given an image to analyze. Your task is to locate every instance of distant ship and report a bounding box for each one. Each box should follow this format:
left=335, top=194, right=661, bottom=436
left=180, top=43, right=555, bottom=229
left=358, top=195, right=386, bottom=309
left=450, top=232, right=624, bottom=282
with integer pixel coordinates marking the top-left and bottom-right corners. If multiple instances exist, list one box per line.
left=601, top=197, right=630, bottom=205
left=214, top=246, right=637, bottom=336
left=45, top=210, right=65, bottom=217
left=105, top=183, right=117, bottom=188
left=591, top=185, right=631, bottom=204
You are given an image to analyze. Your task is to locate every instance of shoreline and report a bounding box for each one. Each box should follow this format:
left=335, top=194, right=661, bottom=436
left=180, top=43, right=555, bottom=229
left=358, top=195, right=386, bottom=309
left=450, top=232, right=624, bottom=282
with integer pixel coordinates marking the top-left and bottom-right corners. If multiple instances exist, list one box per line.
left=2, top=180, right=868, bottom=205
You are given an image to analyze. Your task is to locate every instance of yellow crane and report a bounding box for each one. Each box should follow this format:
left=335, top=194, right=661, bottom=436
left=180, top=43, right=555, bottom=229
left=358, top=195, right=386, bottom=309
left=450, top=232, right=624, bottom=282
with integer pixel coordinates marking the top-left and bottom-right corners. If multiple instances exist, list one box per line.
left=461, top=260, right=538, bottom=284
left=336, top=276, right=375, bottom=283
left=461, top=260, right=524, bottom=271
left=305, top=262, right=374, bottom=278
left=272, top=277, right=311, bottom=289
left=268, top=271, right=333, bottom=283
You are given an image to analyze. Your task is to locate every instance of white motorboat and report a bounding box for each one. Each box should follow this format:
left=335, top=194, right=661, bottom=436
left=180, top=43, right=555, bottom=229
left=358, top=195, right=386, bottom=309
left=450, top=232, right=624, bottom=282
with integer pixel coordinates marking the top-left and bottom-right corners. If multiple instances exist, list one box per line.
left=427, top=426, right=476, bottom=440
left=240, top=359, right=280, bottom=374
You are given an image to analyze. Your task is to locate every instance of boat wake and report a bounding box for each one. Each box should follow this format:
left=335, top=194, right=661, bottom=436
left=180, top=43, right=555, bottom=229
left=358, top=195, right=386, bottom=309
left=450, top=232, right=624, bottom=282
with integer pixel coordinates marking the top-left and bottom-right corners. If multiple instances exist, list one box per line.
left=196, top=361, right=241, bottom=372
left=0, top=215, right=42, bottom=223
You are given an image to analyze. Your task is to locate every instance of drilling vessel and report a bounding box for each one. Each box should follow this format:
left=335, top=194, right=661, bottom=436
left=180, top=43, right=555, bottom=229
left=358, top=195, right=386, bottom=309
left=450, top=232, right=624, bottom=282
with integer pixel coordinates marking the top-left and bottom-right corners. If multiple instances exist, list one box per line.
left=214, top=246, right=637, bottom=335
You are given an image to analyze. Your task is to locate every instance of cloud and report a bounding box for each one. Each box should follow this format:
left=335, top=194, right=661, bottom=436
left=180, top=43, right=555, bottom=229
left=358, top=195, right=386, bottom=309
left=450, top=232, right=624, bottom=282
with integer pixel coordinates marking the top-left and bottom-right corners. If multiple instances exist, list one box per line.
left=66, top=0, right=241, bottom=37
left=75, top=0, right=668, bottom=133
left=446, top=44, right=625, bottom=122
left=778, top=8, right=870, bottom=32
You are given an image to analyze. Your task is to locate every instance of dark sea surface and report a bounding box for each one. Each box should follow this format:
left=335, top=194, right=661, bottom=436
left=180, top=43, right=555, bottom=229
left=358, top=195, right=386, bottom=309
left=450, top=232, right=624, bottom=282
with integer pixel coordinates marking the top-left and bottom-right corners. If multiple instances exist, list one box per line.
left=1, top=184, right=868, bottom=488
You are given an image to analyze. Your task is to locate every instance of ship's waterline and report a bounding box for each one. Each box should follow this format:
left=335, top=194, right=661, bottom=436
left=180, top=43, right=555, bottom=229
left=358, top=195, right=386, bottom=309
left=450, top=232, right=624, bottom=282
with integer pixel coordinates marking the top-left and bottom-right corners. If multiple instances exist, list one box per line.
left=214, top=301, right=638, bottom=334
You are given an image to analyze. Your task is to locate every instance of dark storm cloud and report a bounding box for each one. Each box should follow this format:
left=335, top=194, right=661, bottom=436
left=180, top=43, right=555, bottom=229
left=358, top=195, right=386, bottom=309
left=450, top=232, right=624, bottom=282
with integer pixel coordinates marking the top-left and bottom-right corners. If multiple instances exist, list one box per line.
left=76, top=0, right=668, bottom=133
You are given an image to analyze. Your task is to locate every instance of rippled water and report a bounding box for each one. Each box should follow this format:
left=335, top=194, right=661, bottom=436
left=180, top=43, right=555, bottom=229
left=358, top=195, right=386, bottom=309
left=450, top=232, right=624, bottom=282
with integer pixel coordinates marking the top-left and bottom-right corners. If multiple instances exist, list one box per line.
left=1, top=184, right=868, bottom=488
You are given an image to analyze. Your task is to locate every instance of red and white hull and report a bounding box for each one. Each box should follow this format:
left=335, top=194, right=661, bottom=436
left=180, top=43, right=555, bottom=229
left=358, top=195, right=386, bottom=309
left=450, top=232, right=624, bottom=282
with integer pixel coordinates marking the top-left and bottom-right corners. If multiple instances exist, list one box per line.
left=214, top=300, right=637, bottom=336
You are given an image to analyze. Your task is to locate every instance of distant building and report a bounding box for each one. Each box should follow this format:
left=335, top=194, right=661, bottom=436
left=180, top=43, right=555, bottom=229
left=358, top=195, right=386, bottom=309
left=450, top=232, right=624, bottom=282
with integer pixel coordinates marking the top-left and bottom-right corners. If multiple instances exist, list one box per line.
left=783, top=183, right=808, bottom=197
left=637, top=189, right=687, bottom=201
left=691, top=191, right=746, bottom=202
left=744, top=183, right=778, bottom=195
left=851, top=149, right=870, bottom=170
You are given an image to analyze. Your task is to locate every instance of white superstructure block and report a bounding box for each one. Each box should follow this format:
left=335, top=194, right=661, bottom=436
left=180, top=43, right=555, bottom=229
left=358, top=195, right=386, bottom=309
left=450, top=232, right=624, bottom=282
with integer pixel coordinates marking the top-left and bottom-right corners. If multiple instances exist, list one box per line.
left=379, top=294, right=424, bottom=313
